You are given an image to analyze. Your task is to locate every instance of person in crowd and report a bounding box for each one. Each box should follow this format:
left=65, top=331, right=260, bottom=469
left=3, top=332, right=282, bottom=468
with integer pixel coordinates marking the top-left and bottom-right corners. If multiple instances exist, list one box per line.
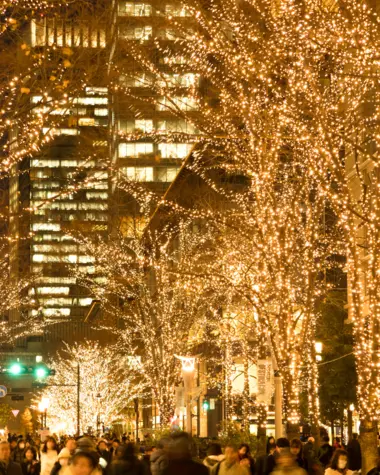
left=65, top=441, right=76, bottom=458
left=265, top=438, right=290, bottom=475
left=12, top=442, right=26, bottom=465
left=290, top=440, right=307, bottom=471
left=267, top=439, right=276, bottom=456
left=22, top=447, right=40, bottom=475
left=210, top=444, right=249, bottom=475
left=368, top=456, right=380, bottom=475
left=40, top=438, right=58, bottom=475
left=150, top=439, right=169, bottom=475
left=66, top=452, right=99, bottom=475
left=271, top=449, right=307, bottom=475
left=325, top=450, right=353, bottom=475
left=96, top=442, right=110, bottom=467
left=238, top=444, right=255, bottom=475
left=203, top=443, right=224, bottom=473
left=303, top=438, right=319, bottom=475
left=141, top=447, right=153, bottom=475
left=318, top=437, right=334, bottom=470
left=162, top=433, right=208, bottom=475
left=0, top=441, right=23, bottom=475
left=346, top=434, right=361, bottom=472
left=10, top=441, right=18, bottom=457
left=110, top=442, right=120, bottom=461
left=256, top=442, right=276, bottom=475
left=50, top=449, right=71, bottom=475
left=108, top=443, right=147, bottom=475
left=333, top=440, right=343, bottom=451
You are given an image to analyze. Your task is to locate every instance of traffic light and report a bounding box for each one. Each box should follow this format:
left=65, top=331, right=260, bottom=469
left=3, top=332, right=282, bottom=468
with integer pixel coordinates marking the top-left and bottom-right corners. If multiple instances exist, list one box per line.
left=202, top=399, right=210, bottom=411
left=5, top=363, right=55, bottom=379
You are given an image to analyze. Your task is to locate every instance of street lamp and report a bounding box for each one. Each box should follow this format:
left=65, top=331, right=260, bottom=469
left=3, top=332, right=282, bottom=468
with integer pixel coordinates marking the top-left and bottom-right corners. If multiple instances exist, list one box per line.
left=38, top=397, right=50, bottom=429
left=175, top=355, right=197, bottom=434
left=315, top=342, right=323, bottom=362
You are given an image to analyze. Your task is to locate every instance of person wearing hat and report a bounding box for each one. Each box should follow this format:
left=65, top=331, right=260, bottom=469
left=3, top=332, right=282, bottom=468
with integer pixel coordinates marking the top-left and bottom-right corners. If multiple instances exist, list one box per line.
left=51, top=448, right=71, bottom=475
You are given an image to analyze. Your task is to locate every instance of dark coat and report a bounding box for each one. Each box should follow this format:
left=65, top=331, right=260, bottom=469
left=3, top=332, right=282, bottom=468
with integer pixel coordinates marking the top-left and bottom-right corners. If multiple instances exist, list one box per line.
left=108, top=459, right=148, bottom=475
left=6, top=462, right=23, bottom=475
left=346, top=439, right=362, bottom=471
left=12, top=452, right=24, bottom=466
left=150, top=451, right=168, bottom=475
left=21, top=461, right=40, bottom=475
left=162, top=459, right=208, bottom=475
left=318, top=444, right=333, bottom=469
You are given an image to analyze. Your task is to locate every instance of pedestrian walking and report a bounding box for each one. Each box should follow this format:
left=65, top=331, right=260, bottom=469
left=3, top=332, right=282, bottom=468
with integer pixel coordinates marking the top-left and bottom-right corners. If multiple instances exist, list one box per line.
left=0, top=441, right=23, bottom=475
left=50, top=448, right=71, bottom=475
left=318, top=437, right=334, bottom=470
left=256, top=442, right=277, bottom=475
left=12, top=442, right=26, bottom=466
left=96, top=442, right=111, bottom=467
left=203, top=443, right=224, bottom=473
left=346, top=435, right=361, bottom=471
left=325, top=449, right=353, bottom=475
left=210, top=444, right=249, bottom=475
left=108, top=443, right=147, bottom=475
left=162, top=433, right=208, bottom=475
left=290, top=439, right=307, bottom=471
left=150, top=439, right=169, bottom=475
left=40, top=438, right=58, bottom=475
left=239, top=444, right=255, bottom=475
left=271, top=449, right=307, bottom=475
left=333, top=440, right=343, bottom=451
left=22, top=447, right=40, bottom=475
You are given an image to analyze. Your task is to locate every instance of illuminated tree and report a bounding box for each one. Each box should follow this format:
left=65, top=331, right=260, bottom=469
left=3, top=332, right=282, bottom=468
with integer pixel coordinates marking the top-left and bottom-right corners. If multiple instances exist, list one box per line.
left=37, top=340, right=145, bottom=435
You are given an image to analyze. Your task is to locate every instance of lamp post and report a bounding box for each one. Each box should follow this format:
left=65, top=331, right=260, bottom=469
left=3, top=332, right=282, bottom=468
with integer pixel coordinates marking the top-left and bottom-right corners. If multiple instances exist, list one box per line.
left=38, top=398, right=50, bottom=430
left=175, top=355, right=196, bottom=434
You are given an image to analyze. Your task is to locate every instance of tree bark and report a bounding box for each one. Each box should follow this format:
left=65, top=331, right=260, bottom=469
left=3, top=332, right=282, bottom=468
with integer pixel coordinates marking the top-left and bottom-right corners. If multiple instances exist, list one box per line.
left=359, top=418, right=378, bottom=475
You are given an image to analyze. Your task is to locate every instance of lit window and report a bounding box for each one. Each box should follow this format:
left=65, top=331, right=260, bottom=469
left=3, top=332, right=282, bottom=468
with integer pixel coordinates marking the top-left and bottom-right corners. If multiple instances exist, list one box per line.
left=31, top=19, right=45, bottom=47
left=157, top=119, right=197, bottom=134
left=86, top=192, right=108, bottom=199
left=42, top=308, right=71, bottom=317
left=122, top=26, right=152, bottom=41
left=74, top=97, right=108, bottom=105
left=156, top=167, right=179, bottom=182
left=123, top=2, right=152, bottom=16
left=36, top=287, right=70, bottom=295
left=118, top=142, right=154, bottom=158
left=125, top=167, right=154, bottom=182
left=86, top=87, right=108, bottom=96
left=94, top=108, right=108, bottom=116
left=42, top=128, right=79, bottom=136
left=78, top=118, right=95, bottom=126
left=158, top=143, right=192, bottom=159
left=135, top=120, right=153, bottom=132
left=165, top=4, right=190, bottom=16
left=31, top=159, right=60, bottom=168
left=32, top=255, right=44, bottom=263
left=157, top=96, right=198, bottom=111
left=32, top=223, right=61, bottom=232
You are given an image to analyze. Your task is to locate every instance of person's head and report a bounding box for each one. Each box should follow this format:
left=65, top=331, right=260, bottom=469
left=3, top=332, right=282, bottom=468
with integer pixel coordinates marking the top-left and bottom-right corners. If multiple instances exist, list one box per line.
left=290, top=439, right=302, bottom=457
left=121, top=437, right=127, bottom=445
left=112, top=440, right=120, bottom=450
left=24, top=447, right=37, bottom=462
left=278, top=448, right=296, bottom=468
left=268, top=437, right=275, bottom=445
left=17, top=440, right=26, bottom=451
left=113, top=445, right=125, bottom=460
left=322, top=435, right=330, bottom=444
left=66, top=439, right=77, bottom=453
left=207, top=443, right=222, bottom=457
left=42, top=437, right=57, bottom=452
left=335, top=437, right=341, bottom=443
left=119, top=443, right=136, bottom=462
left=0, top=442, right=10, bottom=463
left=276, top=438, right=290, bottom=453
left=33, top=439, right=40, bottom=448
left=239, top=444, right=250, bottom=458
left=167, top=433, right=193, bottom=460
left=224, top=444, right=239, bottom=466
left=330, top=449, right=349, bottom=471
left=76, top=438, right=95, bottom=453
left=157, top=438, right=170, bottom=451
left=268, top=443, right=277, bottom=455
left=352, top=433, right=359, bottom=441
left=97, top=441, right=107, bottom=452
left=10, top=440, right=17, bottom=450
left=307, top=437, right=315, bottom=445
left=58, top=448, right=71, bottom=467
left=71, top=452, right=99, bottom=475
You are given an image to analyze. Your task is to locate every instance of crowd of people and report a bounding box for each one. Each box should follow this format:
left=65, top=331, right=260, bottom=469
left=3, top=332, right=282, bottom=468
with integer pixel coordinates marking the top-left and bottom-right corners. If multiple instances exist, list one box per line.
left=0, top=432, right=375, bottom=475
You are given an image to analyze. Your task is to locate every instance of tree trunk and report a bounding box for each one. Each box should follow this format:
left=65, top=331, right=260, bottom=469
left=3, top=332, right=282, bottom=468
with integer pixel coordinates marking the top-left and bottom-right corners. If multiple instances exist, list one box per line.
left=360, top=418, right=378, bottom=475
left=330, top=420, right=334, bottom=440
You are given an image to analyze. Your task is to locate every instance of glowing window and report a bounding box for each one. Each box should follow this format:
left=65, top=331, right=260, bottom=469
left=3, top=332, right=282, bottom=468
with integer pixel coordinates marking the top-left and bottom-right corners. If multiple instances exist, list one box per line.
left=125, top=167, right=153, bottom=182
left=32, top=223, right=61, bottom=232
left=156, top=167, right=179, bottom=182
left=158, top=143, right=192, bottom=159
left=119, top=143, right=154, bottom=158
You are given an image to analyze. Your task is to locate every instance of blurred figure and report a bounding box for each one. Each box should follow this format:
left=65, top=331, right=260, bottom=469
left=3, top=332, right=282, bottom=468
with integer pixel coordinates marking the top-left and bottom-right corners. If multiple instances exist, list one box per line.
left=203, top=443, right=224, bottom=473
left=150, top=439, right=169, bottom=475
left=163, top=433, right=208, bottom=475
left=96, top=442, right=110, bottom=466
left=108, top=444, right=147, bottom=475
left=210, top=444, right=249, bottom=475
left=346, top=435, right=361, bottom=471
left=325, top=450, right=352, bottom=475
left=22, top=447, right=40, bottom=475
left=367, top=456, right=380, bottom=475
left=141, top=447, right=153, bottom=475
left=318, top=437, right=333, bottom=470
left=0, top=441, right=23, bottom=475
left=272, top=449, right=307, bottom=475
left=40, top=438, right=58, bottom=475
left=110, top=441, right=120, bottom=461
left=65, top=441, right=77, bottom=457
left=256, top=442, right=276, bottom=475
left=303, top=438, right=319, bottom=475
left=267, top=439, right=276, bottom=455
left=266, top=439, right=291, bottom=475
left=239, top=444, right=255, bottom=475
left=333, top=440, right=343, bottom=451
left=12, top=441, right=26, bottom=465
left=67, top=452, right=99, bottom=475
left=290, top=440, right=307, bottom=471
left=50, top=449, right=71, bottom=475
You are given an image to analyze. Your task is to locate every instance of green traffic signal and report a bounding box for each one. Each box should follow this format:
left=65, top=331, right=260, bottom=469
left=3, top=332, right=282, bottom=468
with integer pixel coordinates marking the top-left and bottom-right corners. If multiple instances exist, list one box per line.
left=9, top=363, right=23, bottom=375
left=202, top=400, right=210, bottom=411
left=35, top=366, right=48, bottom=379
